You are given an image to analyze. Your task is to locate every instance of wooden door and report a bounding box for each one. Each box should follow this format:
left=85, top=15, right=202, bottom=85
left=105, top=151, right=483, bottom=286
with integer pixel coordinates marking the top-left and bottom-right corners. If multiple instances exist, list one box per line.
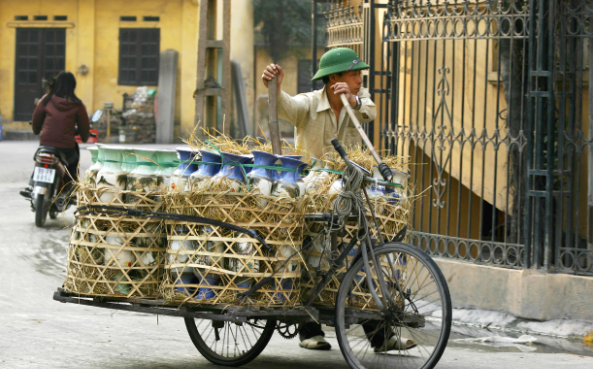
left=14, top=28, right=66, bottom=121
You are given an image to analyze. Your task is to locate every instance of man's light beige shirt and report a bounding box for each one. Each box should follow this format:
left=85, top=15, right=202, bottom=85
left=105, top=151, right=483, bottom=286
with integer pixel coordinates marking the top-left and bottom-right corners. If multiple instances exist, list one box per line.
left=277, top=86, right=377, bottom=160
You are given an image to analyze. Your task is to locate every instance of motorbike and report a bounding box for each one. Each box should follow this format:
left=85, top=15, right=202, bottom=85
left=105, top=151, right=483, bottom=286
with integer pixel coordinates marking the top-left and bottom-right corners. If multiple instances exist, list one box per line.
left=20, top=122, right=97, bottom=227
left=20, top=146, right=75, bottom=227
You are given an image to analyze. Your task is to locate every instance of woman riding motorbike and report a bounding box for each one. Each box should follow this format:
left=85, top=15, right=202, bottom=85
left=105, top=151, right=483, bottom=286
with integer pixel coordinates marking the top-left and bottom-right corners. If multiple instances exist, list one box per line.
left=30, top=71, right=90, bottom=195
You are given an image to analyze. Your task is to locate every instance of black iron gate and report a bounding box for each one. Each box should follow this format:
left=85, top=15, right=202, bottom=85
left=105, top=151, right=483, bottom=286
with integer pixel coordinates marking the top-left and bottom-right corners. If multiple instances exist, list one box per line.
left=325, top=0, right=593, bottom=276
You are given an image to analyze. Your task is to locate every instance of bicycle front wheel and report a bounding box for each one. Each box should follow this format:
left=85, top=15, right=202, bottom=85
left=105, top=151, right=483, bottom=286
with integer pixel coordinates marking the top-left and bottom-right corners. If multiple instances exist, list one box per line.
left=335, top=242, right=451, bottom=369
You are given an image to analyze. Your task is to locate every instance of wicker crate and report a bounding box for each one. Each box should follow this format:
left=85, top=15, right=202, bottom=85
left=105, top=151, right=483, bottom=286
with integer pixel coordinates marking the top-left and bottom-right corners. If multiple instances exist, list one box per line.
left=162, top=191, right=307, bottom=307
left=64, top=187, right=166, bottom=298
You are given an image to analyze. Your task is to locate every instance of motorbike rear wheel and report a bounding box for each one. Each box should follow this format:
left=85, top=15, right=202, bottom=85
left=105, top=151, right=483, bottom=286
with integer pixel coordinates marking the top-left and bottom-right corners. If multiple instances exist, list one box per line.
left=35, top=194, right=49, bottom=227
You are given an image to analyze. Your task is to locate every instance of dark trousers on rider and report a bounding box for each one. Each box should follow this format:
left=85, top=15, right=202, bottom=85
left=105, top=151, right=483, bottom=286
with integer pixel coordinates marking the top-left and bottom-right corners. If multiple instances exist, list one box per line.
left=300, top=322, right=390, bottom=348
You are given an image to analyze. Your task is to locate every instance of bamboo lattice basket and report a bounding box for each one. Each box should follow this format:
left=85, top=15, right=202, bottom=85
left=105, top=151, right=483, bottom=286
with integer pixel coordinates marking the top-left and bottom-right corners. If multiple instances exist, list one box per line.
left=300, top=188, right=411, bottom=307
left=64, top=187, right=167, bottom=298
left=161, top=190, right=308, bottom=307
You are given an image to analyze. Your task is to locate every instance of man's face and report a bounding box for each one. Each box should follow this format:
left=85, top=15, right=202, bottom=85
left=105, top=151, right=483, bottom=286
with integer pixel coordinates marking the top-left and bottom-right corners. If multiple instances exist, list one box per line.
left=333, top=70, right=363, bottom=94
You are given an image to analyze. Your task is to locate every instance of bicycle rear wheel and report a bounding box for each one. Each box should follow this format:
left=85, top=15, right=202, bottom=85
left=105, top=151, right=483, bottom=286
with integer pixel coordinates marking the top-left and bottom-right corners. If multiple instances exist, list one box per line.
left=335, top=242, right=451, bottom=369
left=184, top=317, right=276, bottom=367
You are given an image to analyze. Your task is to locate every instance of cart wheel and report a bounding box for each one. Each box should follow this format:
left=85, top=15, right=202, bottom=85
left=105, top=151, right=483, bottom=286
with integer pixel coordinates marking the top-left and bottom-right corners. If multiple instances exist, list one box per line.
left=335, top=243, right=451, bottom=369
left=184, top=317, right=276, bottom=367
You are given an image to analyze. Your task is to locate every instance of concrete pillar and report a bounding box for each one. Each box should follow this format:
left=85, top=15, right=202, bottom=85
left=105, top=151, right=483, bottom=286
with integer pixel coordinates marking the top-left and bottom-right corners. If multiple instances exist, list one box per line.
left=230, top=0, right=254, bottom=133
left=157, top=49, right=178, bottom=144
left=77, top=0, right=95, bottom=112
left=180, top=0, right=199, bottom=138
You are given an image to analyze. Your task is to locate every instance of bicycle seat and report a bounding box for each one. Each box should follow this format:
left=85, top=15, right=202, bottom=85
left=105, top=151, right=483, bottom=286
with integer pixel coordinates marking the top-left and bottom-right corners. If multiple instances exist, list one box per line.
left=35, top=146, right=69, bottom=165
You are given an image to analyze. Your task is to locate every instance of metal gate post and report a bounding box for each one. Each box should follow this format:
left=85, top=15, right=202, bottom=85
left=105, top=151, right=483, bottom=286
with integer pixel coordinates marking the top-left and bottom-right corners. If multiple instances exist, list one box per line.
left=525, top=0, right=556, bottom=270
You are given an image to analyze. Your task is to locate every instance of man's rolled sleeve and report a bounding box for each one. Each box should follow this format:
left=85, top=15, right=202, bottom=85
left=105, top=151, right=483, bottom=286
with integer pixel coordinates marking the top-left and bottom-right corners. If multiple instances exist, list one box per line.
left=277, top=90, right=310, bottom=128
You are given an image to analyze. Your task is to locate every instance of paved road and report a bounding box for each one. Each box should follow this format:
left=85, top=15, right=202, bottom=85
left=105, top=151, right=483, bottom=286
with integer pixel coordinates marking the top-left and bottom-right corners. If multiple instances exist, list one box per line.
left=1, top=141, right=592, bottom=368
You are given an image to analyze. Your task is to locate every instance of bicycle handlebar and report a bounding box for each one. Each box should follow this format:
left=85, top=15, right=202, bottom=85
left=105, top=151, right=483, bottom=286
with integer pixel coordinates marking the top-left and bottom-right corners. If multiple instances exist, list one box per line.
left=331, top=138, right=395, bottom=184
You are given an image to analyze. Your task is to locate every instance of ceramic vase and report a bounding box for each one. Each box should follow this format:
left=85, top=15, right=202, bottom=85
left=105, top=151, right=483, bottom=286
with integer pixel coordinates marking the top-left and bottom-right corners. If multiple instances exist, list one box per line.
left=104, top=235, right=133, bottom=294
left=154, top=149, right=180, bottom=191
left=121, top=147, right=137, bottom=174
left=193, top=226, right=223, bottom=299
left=170, top=226, right=196, bottom=295
left=126, top=148, right=159, bottom=203
left=305, top=158, right=331, bottom=193
left=273, top=245, right=297, bottom=303
left=188, top=150, right=222, bottom=191
left=385, top=168, right=410, bottom=205
left=212, top=152, right=253, bottom=191
left=170, top=147, right=199, bottom=193
left=247, top=150, right=278, bottom=198
left=96, top=146, right=127, bottom=203
left=271, top=157, right=306, bottom=198
left=227, top=241, right=259, bottom=290
left=85, top=146, right=100, bottom=185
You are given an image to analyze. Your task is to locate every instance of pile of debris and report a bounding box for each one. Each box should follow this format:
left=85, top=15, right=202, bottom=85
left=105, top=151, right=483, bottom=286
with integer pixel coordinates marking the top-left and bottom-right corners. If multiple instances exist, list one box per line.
left=122, top=87, right=157, bottom=144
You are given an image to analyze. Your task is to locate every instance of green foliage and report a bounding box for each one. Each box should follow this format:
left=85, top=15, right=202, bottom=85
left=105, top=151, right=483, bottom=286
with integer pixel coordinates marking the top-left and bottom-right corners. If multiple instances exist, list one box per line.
left=253, top=0, right=321, bottom=62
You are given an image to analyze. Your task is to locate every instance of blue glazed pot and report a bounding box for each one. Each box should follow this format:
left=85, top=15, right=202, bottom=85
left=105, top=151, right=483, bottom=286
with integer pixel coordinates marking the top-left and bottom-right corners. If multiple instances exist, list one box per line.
left=248, top=150, right=279, bottom=196
left=171, top=147, right=199, bottom=191
left=193, top=226, right=224, bottom=299
left=189, top=150, right=222, bottom=191
left=272, top=157, right=306, bottom=198
left=213, top=152, right=253, bottom=190
left=196, top=275, right=220, bottom=300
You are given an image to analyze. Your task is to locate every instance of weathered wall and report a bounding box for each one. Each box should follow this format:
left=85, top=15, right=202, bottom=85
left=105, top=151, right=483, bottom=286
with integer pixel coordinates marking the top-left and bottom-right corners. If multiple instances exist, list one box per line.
left=0, top=0, right=80, bottom=121
left=0, top=0, right=199, bottom=141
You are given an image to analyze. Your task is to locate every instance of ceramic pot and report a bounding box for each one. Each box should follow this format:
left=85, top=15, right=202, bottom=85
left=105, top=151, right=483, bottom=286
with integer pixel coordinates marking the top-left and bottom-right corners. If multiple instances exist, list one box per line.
left=227, top=241, right=259, bottom=290
left=170, top=226, right=196, bottom=295
left=96, top=146, right=127, bottom=203
left=247, top=150, right=278, bottom=197
left=273, top=245, right=297, bottom=303
left=272, top=157, right=306, bottom=198
left=188, top=150, right=222, bottom=191
left=154, top=149, right=179, bottom=191
left=121, top=147, right=137, bottom=174
left=104, top=235, right=133, bottom=294
left=170, top=147, right=199, bottom=193
left=127, top=148, right=159, bottom=199
left=377, top=167, right=410, bottom=205
left=212, top=152, right=253, bottom=191
left=84, top=146, right=100, bottom=184
left=193, top=226, right=223, bottom=299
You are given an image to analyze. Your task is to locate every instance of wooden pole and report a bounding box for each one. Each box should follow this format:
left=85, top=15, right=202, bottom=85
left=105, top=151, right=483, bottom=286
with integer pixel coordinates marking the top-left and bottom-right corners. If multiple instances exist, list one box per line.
left=587, top=39, right=593, bottom=250
left=268, top=76, right=282, bottom=155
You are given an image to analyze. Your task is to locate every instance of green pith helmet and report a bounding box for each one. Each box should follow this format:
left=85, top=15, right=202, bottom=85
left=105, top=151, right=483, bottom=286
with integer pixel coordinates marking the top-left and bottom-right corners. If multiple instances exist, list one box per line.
left=311, top=47, right=370, bottom=81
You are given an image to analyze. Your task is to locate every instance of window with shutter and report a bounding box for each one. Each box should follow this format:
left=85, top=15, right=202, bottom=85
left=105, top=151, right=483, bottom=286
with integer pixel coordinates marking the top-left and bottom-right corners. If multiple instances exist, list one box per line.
left=118, top=28, right=160, bottom=86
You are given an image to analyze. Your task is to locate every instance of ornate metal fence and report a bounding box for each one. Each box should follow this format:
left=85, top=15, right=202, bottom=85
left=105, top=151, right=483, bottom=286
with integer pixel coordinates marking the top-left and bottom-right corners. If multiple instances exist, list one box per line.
left=525, top=0, right=593, bottom=274
left=381, top=0, right=530, bottom=269
left=323, top=0, right=593, bottom=276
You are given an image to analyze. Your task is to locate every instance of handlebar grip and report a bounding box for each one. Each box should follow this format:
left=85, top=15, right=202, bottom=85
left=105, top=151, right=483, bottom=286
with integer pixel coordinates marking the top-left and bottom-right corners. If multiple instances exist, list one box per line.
left=378, top=162, right=392, bottom=182
left=331, top=138, right=348, bottom=160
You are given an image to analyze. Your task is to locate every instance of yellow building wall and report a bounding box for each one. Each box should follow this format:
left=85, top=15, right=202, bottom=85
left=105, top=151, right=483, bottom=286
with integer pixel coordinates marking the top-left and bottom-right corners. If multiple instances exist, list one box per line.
left=0, top=0, right=199, bottom=141
left=0, top=0, right=80, bottom=121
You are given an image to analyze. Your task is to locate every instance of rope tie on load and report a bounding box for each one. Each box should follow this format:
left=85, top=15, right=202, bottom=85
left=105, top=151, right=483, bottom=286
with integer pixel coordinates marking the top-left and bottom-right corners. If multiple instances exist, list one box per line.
left=331, top=165, right=369, bottom=241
